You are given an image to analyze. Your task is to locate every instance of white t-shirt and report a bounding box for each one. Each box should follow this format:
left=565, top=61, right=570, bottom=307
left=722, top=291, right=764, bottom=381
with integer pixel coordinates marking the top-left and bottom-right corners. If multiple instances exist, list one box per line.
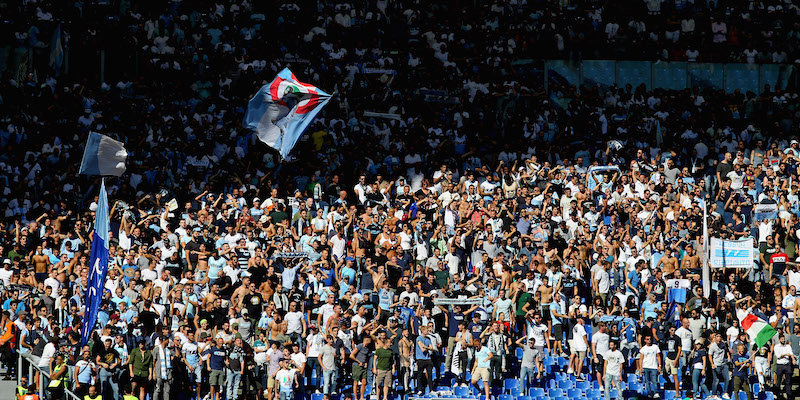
left=605, top=349, right=625, bottom=376
left=275, top=368, right=297, bottom=388
left=592, top=331, right=610, bottom=357
left=640, top=344, right=660, bottom=369
left=528, top=322, right=548, bottom=347
left=285, top=311, right=304, bottom=335
left=676, top=327, right=693, bottom=351
left=572, top=324, right=588, bottom=351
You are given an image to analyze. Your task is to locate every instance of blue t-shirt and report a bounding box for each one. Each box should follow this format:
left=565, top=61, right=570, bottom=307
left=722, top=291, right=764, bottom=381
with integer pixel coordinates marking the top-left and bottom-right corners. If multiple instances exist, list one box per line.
left=476, top=346, right=492, bottom=368
left=205, top=346, right=227, bottom=371
left=415, top=336, right=431, bottom=360
left=627, top=270, right=640, bottom=293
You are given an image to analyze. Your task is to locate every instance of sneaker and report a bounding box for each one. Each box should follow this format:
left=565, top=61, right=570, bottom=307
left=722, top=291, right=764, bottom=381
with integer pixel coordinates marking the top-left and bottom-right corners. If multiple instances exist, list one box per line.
left=567, top=368, right=574, bottom=374
left=722, top=394, right=730, bottom=400
left=653, top=394, right=661, bottom=399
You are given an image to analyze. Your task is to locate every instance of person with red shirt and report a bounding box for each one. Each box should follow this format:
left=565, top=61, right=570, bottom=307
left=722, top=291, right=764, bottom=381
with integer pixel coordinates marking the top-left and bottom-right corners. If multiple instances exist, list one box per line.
left=770, top=245, right=789, bottom=298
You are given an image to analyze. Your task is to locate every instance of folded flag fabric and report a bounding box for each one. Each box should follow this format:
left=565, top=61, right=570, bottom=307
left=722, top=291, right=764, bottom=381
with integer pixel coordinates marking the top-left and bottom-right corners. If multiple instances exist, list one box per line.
left=243, top=68, right=332, bottom=159
left=79, top=132, right=127, bottom=176
left=737, top=308, right=776, bottom=347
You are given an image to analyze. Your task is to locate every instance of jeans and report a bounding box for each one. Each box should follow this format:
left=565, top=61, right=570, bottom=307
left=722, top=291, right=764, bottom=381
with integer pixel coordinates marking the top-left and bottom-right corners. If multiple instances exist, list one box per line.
left=712, top=364, right=730, bottom=395
left=604, top=374, right=622, bottom=400
left=279, top=387, right=295, bottom=400
left=643, top=368, right=659, bottom=396
left=98, top=368, right=119, bottom=400
left=307, top=356, right=322, bottom=386
left=154, top=376, right=172, bottom=400
left=520, top=366, right=536, bottom=394
left=227, top=370, right=242, bottom=400
left=323, top=367, right=338, bottom=394
left=692, top=368, right=710, bottom=397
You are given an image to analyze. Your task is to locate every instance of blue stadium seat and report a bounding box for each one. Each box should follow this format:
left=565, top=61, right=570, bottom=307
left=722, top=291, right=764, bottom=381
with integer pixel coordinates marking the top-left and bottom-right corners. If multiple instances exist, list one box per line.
left=567, top=388, right=583, bottom=398
left=627, top=375, right=638, bottom=385
left=311, top=394, right=324, bottom=400
left=504, top=379, right=520, bottom=393
left=765, top=392, right=775, bottom=400
left=519, top=396, right=533, bottom=400
left=557, top=358, right=569, bottom=369
left=516, top=347, right=524, bottom=360
left=499, top=395, right=514, bottom=400
left=438, top=386, right=452, bottom=392
left=491, top=387, right=504, bottom=397
left=558, top=380, right=573, bottom=390
left=548, top=388, right=564, bottom=398
left=753, top=383, right=761, bottom=395
left=663, top=391, right=675, bottom=400
left=608, top=389, right=618, bottom=399
left=586, top=389, right=600, bottom=399
left=530, top=388, right=545, bottom=398
left=575, top=381, right=590, bottom=391
left=455, top=387, right=471, bottom=397
left=628, top=383, right=642, bottom=393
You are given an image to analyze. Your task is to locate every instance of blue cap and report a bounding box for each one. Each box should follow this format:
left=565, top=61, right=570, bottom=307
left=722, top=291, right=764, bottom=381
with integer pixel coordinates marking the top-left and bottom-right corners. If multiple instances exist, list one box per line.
left=345, top=257, right=355, bottom=261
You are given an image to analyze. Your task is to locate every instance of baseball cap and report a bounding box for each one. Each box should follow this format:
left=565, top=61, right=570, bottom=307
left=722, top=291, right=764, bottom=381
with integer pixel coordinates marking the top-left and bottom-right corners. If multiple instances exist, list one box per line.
left=310, top=324, right=318, bottom=330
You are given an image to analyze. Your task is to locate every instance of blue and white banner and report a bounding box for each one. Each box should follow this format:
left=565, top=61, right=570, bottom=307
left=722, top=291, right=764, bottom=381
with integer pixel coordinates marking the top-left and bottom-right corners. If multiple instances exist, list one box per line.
left=709, top=237, right=755, bottom=268
left=80, top=180, right=110, bottom=346
left=79, top=132, right=128, bottom=176
left=754, top=203, right=778, bottom=221
left=587, top=165, right=621, bottom=175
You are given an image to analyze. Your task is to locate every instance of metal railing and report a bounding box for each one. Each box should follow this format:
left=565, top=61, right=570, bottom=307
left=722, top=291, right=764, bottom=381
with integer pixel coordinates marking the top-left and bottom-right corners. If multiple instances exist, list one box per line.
left=18, top=351, right=81, bottom=400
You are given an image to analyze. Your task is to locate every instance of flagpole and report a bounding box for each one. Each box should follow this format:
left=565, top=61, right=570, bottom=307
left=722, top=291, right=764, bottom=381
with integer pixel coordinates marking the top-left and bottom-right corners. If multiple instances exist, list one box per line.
left=702, top=198, right=711, bottom=298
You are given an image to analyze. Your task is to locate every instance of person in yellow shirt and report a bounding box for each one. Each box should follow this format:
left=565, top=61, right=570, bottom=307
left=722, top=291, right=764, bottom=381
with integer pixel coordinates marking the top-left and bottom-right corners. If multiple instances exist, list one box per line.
left=83, top=385, right=102, bottom=400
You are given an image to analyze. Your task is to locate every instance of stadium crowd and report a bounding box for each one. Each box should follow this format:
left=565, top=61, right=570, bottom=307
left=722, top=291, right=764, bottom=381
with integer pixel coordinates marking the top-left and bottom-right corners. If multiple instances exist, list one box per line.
left=2, top=0, right=800, bottom=400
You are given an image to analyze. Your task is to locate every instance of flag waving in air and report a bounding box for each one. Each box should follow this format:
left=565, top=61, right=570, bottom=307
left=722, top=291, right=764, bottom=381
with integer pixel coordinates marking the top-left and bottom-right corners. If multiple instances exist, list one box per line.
left=737, top=308, right=777, bottom=348
left=79, top=132, right=128, bottom=176
left=243, top=68, right=332, bottom=159
left=80, top=180, right=110, bottom=346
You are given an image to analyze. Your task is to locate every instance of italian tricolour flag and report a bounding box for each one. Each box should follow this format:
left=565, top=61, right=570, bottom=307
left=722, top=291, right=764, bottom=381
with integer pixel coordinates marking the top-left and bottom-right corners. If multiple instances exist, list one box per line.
left=737, top=308, right=777, bottom=348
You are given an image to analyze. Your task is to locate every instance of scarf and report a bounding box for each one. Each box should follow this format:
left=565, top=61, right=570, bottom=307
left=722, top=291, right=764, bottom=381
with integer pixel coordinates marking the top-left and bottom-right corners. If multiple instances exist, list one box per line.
left=157, top=344, right=170, bottom=380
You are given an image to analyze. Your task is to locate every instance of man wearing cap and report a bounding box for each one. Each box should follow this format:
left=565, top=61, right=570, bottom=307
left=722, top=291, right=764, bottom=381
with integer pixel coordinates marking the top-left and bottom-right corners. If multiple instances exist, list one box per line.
left=226, top=337, right=246, bottom=400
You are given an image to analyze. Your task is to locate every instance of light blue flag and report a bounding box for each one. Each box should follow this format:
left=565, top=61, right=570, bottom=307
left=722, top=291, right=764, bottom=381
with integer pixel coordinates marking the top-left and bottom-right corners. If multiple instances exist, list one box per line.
left=243, top=68, right=332, bottom=159
left=80, top=180, right=110, bottom=346
left=49, top=24, right=63, bottom=72
left=79, top=132, right=127, bottom=176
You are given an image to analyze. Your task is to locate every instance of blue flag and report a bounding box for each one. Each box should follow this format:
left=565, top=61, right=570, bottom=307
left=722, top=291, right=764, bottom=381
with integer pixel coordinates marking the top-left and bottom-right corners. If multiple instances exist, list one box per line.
left=79, top=132, right=128, bottom=176
left=49, top=24, right=63, bottom=73
left=81, top=180, right=110, bottom=346
left=243, top=68, right=331, bottom=159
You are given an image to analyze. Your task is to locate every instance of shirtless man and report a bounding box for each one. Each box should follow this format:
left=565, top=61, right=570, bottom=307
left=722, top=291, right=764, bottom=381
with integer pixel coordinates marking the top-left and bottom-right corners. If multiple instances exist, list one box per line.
left=399, top=329, right=414, bottom=390
left=31, top=245, right=51, bottom=275
left=681, top=245, right=701, bottom=271
left=538, top=279, right=554, bottom=336
left=657, top=249, right=679, bottom=277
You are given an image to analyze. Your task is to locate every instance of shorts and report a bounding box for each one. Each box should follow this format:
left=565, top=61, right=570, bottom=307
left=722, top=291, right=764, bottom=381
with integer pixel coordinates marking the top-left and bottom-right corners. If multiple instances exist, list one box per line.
left=471, top=367, right=490, bottom=383
left=352, top=364, right=367, bottom=381
left=268, top=376, right=276, bottom=389
left=540, top=307, right=552, bottom=322
left=665, top=358, right=678, bottom=375
left=534, top=346, right=545, bottom=361
left=774, top=274, right=788, bottom=287
left=376, top=370, right=392, bottom=387
left=552, top=324, right=563, bottom=339
left=132, top=376, right=149, bottom=387
left=210, top=370, right=225, bottom=386
left=592, top=355, right=605, bottom=374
